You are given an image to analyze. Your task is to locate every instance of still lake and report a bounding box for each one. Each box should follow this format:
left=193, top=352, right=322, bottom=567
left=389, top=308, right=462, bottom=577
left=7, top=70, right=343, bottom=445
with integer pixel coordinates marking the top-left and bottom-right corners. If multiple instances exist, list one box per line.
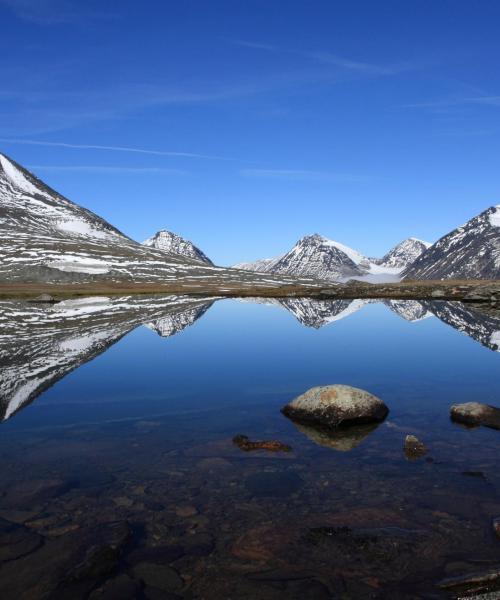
left=1, top=296, right=500, bottom=599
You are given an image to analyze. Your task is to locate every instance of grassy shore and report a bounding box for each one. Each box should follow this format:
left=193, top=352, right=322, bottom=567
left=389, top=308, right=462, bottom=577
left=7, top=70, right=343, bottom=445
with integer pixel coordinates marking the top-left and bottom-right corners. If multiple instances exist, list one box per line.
left=0, top=279, right=498, bottom=301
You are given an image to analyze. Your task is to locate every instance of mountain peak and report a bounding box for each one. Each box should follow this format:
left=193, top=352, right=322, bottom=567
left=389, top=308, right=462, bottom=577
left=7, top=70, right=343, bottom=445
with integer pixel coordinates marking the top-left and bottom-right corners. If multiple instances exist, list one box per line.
left=403, top=206, right=500, bottom=279
left=142, top=230, right=213, bottom=264
left=377, top=238, right=432, bottom=268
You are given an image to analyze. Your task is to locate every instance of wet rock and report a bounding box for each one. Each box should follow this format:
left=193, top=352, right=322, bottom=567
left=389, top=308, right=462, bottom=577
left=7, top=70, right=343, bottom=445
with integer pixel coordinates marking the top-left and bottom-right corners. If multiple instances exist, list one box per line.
left=289, top=420, right=379, bottom=452
left=450, top=402, right=500, bottom=430
left=175, top=505, right=198, bottom=518
left=88, top=574, right=141, bottom=599
left=245, top=471, right=303, bottom=497
left=403, top=434, right=427, bottom=459
left=0, top=520, right=131, bottom=599
left=29, top=293, right=57, bottom=303
left=437, top=566, right=500, bottom=592
left=493, top=517, right=500, bottom=539
left=182, top=532, right=214, bottom=557
left=0, top=518, right=42, bottom=562
left=126, top=544, right=185, bottom=566
left=143, top=587, right=183, bottom=600
left=281, top=385, right=388, bottom=429
left=68, top=521, right=131, bottom=581
left=233, top=435, right=292, bottom=453
left=462, top=471, right=487, bottom=479
left=132, top=562, right=183, bottom=592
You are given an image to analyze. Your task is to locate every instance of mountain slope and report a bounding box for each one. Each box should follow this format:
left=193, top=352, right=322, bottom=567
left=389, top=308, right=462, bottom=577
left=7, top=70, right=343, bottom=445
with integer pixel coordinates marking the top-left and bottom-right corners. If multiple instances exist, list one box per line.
left=403, top=206, right=500, bottom=280
left=143, top=230, right=213, bottom=264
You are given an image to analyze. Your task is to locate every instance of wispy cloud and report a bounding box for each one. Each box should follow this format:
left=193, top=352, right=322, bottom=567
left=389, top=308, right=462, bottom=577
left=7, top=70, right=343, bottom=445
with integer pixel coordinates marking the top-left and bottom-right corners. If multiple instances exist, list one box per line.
left=403, top=94, right=500, bottom=109
left=233, top=40, right=413, bottom=77
left=0, top=138, right=229, bottom=160
left=240, top=168, right=370, bottom=182
left=28, top=165, right=187, bottom=175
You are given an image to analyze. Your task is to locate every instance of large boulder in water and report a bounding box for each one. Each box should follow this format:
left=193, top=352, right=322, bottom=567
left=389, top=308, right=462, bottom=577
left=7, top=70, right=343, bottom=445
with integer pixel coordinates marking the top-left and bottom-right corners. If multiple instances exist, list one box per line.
left=450, top=402, right=500, bottom=430
left=281, top=385, right=388, bottom=429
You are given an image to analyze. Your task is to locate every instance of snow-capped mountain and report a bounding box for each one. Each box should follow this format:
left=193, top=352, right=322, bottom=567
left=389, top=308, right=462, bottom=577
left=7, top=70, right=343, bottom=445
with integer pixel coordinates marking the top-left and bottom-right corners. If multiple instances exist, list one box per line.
left=0, top=295, right=215, bottom=421
left=143, top=230, right=212, bottom=264
left=0, top=152, right=323, bottom=291
left=374, top=238, right=431, bottom=268
left=403, top=206, right=500, bottom=280
left=234, top=234, right=425, bottom=282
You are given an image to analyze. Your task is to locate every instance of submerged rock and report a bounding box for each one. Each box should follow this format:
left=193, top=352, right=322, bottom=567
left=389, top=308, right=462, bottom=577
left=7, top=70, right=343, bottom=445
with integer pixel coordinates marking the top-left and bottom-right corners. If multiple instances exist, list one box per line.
left=289, top=420, right=379, bottom=452
left=282, top=385, right=388, bottom=429
left=233, top=434, right=292, bottom=453
left=493, top=517, right=500, bottom=539
left=450, top=402, right=500, bottom=430
left=403, top=435, right=427, bottom=460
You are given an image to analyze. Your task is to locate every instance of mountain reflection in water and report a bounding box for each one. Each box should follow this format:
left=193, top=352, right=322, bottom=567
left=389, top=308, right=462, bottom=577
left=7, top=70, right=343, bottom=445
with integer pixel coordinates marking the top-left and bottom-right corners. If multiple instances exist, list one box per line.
left=1, top=295, right=499, bottom=423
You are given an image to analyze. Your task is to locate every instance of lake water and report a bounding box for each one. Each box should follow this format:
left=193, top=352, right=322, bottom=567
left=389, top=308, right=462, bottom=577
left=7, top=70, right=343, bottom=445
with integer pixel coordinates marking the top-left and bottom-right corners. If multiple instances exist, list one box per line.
left=0, top=296, right=500, bottom=599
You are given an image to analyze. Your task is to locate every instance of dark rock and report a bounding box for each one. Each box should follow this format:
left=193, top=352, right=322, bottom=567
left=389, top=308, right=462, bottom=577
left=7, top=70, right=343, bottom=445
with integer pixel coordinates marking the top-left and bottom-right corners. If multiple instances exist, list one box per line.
left=245, top=471, right=303, bottom=497
left=0, top=517, right=42, bottom=562
left=438, top=566, right=500, bottom=591
left=126, top=545, right=185, bottom=567
left=282, top=384, right=388, bottom=429
left=182, top=532, right=214, bottom=557
left=462, top=471, right=486, bottom=479
left=403, top=434, right=427, bottom=459
left=88, top=574, right=141, bottom=599
left=232, top=434, right=291, bottom=453
left=493, top=517, right=500, bottom=539
left=132, top=562, right=183, bottom=592
left=143, top=587, right=183, bottom=600
left=450, top=402, right=500, bottom=430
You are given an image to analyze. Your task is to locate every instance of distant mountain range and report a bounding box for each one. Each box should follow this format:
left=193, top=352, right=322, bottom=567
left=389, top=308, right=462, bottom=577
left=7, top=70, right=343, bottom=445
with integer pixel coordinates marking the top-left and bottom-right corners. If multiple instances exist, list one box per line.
left=234, top=235, right=430, bottom=282
left=1, top=151, right=500, bottom=283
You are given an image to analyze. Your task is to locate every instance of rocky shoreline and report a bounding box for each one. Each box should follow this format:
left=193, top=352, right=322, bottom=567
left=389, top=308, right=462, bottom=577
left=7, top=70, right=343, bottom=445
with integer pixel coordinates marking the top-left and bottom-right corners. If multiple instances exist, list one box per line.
left=1, top=279, right=500, bottom=302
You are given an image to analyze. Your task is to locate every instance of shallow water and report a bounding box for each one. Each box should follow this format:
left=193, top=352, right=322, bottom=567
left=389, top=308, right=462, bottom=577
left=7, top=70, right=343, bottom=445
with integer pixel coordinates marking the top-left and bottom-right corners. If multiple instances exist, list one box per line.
left=0, top=296, right=500, bottom=599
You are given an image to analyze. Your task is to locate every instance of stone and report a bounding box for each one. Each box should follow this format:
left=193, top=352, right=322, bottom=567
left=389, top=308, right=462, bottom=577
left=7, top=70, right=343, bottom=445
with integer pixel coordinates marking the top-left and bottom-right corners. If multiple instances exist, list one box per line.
left=88, top=574, right=141, bottom=599
left=29, top=293, right=57, bottom=303
left=132, top=562, right=183, bottom=592
left=403, top=435, right=427, bottom=460
left=0, top=518, right=42, bottom=562
left=175, top=505, right=198, bottom=518
left=232, top=435, right=292, bottom=453
left=282, top=385, right=388, bottom=429
left=450, top=402, right=500, bottom=430
left=493, top=517, right=500, bottom=539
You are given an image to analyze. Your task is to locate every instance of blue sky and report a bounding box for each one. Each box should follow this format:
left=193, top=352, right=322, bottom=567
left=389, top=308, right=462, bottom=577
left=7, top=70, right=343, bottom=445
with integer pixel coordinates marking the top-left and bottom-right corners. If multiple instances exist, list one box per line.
left=1, top=0, right=500, bottom=265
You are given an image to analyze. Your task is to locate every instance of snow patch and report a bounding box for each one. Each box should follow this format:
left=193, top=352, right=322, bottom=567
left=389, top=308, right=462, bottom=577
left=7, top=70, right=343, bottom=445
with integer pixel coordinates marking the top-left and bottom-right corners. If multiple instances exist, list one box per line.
left=488, top=206, right=500, bottom=227
left=57, top=219, right=109, bottom=239
left=0, top=154, right=39, bottom=195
